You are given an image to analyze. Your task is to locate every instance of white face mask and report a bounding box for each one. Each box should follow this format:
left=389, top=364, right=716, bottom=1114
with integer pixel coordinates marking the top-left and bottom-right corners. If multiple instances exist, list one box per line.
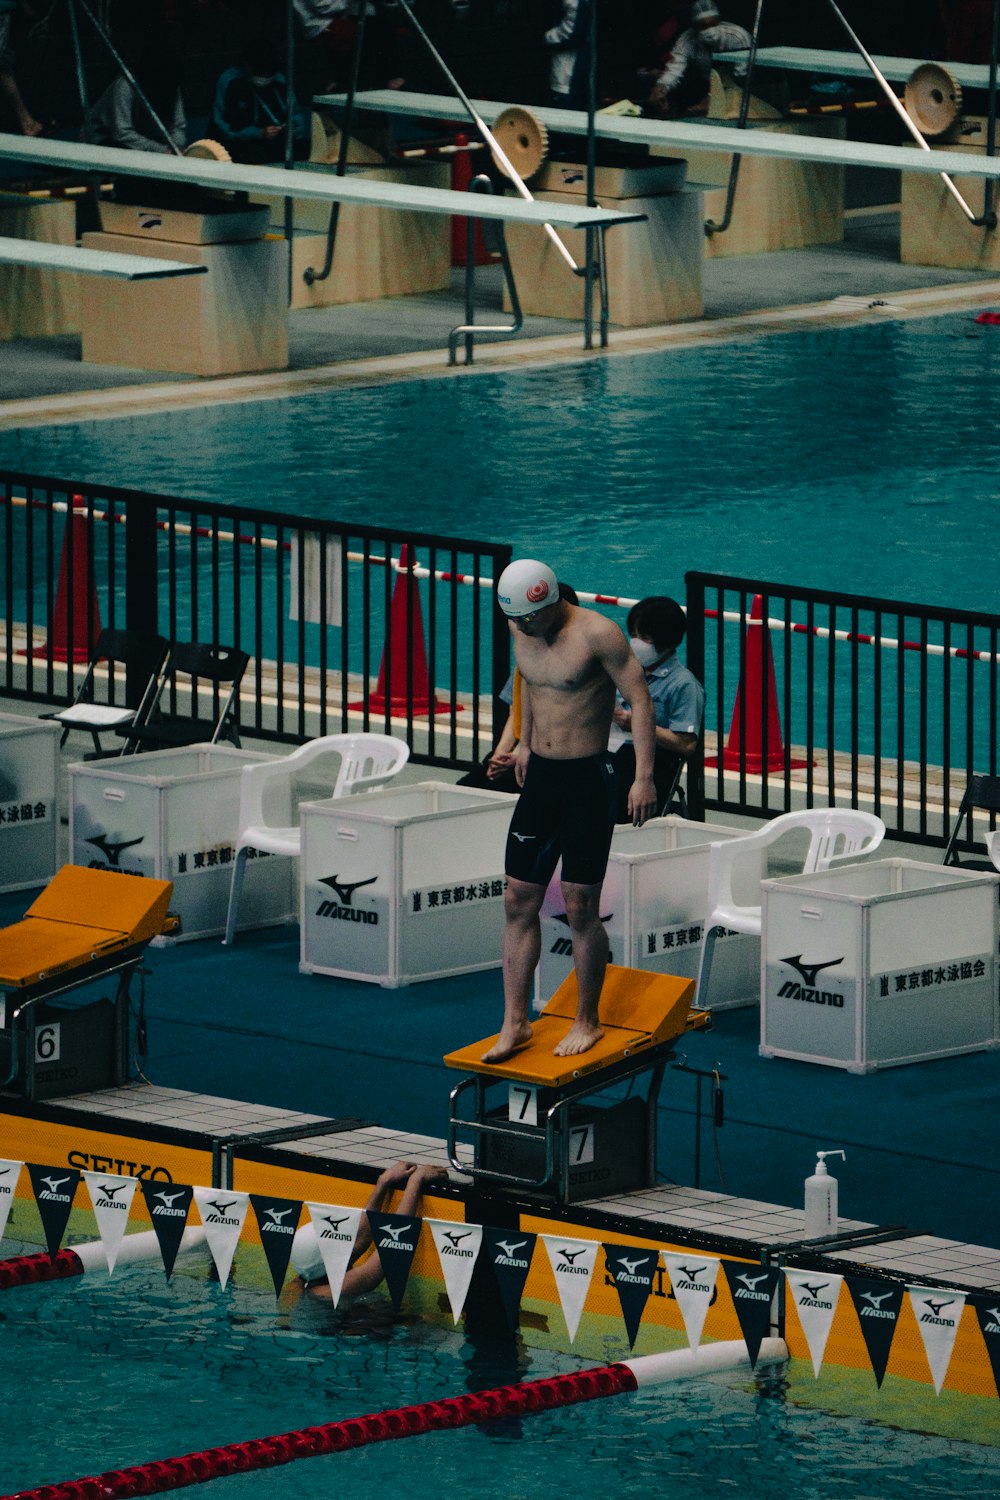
left=630, top=638, right=662, bottom=669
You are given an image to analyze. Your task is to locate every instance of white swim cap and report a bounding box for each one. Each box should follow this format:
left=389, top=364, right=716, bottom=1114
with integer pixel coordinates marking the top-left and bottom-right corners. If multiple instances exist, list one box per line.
left=496, top=559, right=559, bottom=618
left=289, top=1222, right=326, bottom=1283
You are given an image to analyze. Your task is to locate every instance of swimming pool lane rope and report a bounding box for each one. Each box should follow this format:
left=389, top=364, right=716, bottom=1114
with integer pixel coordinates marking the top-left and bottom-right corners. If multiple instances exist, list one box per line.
left=2, top=1342, right=786, bottom=1500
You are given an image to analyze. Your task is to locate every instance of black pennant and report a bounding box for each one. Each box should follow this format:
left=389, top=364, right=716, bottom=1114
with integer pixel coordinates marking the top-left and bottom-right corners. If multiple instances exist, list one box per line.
left=140, top=1181, right=193, bottom=1280
left=251, top=1195, right=303, bottom=1297
left=603, top=1243, right=659, bottom=1350
left=722, top=1260, right=781, bottom=1368
left=970, top=1294, right=1000, bottom=1402
left=846, top=1277, right=904, bottom=1388
left=484, top=1227, right=537, bottom=1332
left=366, top=1210, right=421, bottom=1311
left=27, top=1163, right=81, bottom=1259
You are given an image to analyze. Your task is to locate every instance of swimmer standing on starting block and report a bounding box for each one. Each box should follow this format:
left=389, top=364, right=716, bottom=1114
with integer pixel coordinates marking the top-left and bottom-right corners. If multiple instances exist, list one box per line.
left=483, top=560, right=657, bottom=1064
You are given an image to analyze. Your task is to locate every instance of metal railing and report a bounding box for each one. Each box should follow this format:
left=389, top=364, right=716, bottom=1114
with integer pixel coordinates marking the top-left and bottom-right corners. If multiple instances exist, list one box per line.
left=686, top=572, right=1000, bottom=855
left=0, top=472, right=512, bottom=771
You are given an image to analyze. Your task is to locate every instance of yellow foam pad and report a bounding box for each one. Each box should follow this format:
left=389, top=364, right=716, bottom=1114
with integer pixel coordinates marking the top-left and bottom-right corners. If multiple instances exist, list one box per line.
left=444, top=966, right=698, bottom=1086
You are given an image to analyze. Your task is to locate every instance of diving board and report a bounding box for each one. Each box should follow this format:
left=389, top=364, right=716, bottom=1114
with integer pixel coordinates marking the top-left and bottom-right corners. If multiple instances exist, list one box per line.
left=0, top=133, right=645, bottom=232
left=320, top=89, right=1000, bottom=181
left=716, top=48, right=997, bottom=91
left=0, top=235, right=207, bottom=280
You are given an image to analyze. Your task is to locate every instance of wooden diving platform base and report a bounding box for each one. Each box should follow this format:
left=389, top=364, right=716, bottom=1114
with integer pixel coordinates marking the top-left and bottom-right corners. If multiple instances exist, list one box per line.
left=444, top=966, right=704, bottom=1087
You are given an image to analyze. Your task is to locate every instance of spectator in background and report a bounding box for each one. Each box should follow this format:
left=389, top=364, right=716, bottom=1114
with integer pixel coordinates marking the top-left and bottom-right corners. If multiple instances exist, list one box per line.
left=0, top=0, right=43, bottom=136
left=293, top=0, right=405, bottom=92
left=83, top=40, right=187, bottom=156
left=210, top=36, right=310, bottom=163
left=544, top=0, right=592, bottom=110
left=609, top=595, right=704, bottom=822
left=645, top=0, right=750, bottom=118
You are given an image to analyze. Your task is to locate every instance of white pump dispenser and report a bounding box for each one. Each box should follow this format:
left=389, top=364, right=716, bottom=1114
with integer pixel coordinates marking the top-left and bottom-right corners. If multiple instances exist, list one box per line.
left=804, top=1149, right=846, bottom=1238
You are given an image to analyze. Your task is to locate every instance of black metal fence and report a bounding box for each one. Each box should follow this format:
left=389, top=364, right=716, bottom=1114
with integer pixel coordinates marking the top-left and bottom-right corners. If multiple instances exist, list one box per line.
left=686, top=571, right=1000, bottom=855
left=0, top=471, right=512, bottom=771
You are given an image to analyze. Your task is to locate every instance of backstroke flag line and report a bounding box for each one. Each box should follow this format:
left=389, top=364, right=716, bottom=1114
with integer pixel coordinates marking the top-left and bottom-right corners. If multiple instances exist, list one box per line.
left=305, top=1203, right=363, bottom=1306
left=542, top=1235, right=599, bottom=1343
left=83, top=1171, right=139, bottom=1273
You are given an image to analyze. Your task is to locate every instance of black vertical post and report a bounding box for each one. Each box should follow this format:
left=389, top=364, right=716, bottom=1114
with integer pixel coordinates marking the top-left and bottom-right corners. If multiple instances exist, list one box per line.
left=684, top=571, right=706, bottom=821
left=124, top=499, right=159, bottom=707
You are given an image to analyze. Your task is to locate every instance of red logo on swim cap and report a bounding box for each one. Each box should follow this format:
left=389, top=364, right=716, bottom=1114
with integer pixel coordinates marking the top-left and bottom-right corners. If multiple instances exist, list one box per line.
left=526, top=580, right=551, bottom=604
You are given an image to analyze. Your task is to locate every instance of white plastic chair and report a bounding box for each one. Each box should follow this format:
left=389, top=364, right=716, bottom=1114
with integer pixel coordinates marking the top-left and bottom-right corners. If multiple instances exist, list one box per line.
left=222, top=733, right=409, bottom=945
left=694, top=808, right=886, bottom=1009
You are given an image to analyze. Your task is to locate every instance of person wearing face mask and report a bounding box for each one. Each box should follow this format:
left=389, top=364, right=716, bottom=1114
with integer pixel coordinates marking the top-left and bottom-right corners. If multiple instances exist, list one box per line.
left=609, top=595, right=705, bottom=822
left=644, top=0, right=750, bottom=119
left=209, top=37, right=309, bottom=164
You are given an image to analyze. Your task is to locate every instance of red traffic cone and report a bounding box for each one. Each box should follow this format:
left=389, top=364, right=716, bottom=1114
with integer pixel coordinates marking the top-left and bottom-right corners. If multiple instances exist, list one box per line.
left=350, top=546, right=456, bottom=718
left=450, top=132, right=491, bottom=268
left=707, top=594, right=808, bottom=773
left=35, top=494, right=102, bottom=662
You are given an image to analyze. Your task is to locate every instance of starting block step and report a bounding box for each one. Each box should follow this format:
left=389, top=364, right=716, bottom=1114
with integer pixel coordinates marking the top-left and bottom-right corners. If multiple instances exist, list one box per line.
left=444, top=966, right=703, bottom=1087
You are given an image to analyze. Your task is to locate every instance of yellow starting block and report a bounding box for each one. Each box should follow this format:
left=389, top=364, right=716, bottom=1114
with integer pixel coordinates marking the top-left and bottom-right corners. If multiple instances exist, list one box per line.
left=0, top=865, right=174, bottom=1102
left=445, top=967, right=710, bottom=1203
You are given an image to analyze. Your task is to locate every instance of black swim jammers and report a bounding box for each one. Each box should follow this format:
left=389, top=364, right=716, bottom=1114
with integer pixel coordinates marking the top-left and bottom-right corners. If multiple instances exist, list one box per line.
left=505, top=752, right=617, bottom=888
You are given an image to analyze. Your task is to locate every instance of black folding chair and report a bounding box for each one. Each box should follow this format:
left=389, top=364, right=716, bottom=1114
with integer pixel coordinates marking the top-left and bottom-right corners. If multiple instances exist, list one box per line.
left=40, top=627, right=168, bottom=758
left=942, top=775, right=1000, bottom=869
left=117, top=641, right=250, bottom=754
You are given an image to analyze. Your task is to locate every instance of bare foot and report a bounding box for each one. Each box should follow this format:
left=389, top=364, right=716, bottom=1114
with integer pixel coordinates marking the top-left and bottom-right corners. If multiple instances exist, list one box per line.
left=553, top=1020, right=604, bottom=1057
left=482, top=1020, right=533, bottom=1064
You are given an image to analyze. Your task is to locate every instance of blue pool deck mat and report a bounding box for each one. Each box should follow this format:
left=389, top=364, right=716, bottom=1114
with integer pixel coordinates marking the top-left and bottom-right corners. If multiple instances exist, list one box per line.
left=0, top=134, right=645, bottom=232
left=320, top=89, right=1000, bottom=181
left=0, top=235, right=208, bottom=280
left=715, top=47, right=996, bottom=90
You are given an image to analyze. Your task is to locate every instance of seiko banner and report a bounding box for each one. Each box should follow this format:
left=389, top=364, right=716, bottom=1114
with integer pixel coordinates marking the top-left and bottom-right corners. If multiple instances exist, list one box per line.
left=427, top=1219, right=483, bottom=1324
left=541, top=1235, right=600, bottom=1343
left=140, top=1180, right=194, bottom=1279
left=305, top=1202, right=363, bottom=1306
left=193, top=1186, right=250, bottom=1288
left=785, top=1269, right=844, bottom=1377
left=366, top=1211, right=421, bottom=1312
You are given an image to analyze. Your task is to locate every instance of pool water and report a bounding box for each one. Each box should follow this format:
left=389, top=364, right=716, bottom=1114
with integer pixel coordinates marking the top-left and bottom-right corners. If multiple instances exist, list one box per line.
left=3, top=1263, right=998, bottom=1500
left=3, top=313, right=1000, bottom=616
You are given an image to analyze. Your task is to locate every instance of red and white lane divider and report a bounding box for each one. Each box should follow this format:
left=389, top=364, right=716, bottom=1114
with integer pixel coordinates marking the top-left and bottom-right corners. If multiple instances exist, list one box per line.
left=0, top=1229, right=207, bottom=1290
left=2, top=1340, right=787, bottom=1500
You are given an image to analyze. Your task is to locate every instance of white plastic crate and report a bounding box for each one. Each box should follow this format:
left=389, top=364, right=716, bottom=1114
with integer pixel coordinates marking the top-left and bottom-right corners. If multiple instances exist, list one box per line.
left=299, top=781, right=512, bottom=986
left=69, top=745, right=293, bottom=942
left=761, top=858, right=1000, bottom=1072
left=535, top=815, right=760, bottom=1011
left=0, top=713, right=60, bottom=893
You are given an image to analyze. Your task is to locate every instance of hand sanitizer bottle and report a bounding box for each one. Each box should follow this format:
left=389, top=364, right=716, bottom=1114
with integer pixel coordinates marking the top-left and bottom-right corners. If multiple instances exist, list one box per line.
left=804, top=1149, right=846, bottom=1238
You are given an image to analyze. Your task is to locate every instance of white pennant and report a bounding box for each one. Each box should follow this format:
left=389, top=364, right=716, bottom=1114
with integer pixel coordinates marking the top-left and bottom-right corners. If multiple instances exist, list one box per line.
left=908, top=1285, right=966, bottom=1395
left=662, top=1252, right=720, bottom=1352
left=193, top=1186, right=249, bottom=1288
left=785, top=1268, right=843, bottom=1377
left=83, top=1171, right=138, bottom=1273
left=427, top=1219, right=483, bottom=1323
left=0, top=1159, right=23, bottom=1247
left=541, top=1235, right=599, bottom=1343
left=305, top=1203, right=363, bottom=1306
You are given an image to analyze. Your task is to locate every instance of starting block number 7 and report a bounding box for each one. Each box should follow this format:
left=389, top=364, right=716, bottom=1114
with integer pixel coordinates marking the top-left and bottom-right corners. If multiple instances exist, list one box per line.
left=508, top=1084, right=539, bottom=1126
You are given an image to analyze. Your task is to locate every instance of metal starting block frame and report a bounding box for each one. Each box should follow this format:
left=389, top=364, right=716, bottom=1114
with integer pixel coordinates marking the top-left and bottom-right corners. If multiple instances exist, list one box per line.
left=444, top=967, right=708, bottom=1203
left=0, top=865, right=174, bottom=1101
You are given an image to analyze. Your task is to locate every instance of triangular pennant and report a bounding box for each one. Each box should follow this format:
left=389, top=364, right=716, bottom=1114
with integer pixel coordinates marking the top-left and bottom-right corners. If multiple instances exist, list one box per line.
left=662, top=1252, right=720, bottom=1351
left=846, top=1276, right=904, bottom=1388
left=27, top=1163, right=81, bottom=1259
left=83, top=1172, right=138, bottom=1274
left=908, top=1286, right=966, bottom=1395
left=366, top=1210, right=422, bottom=1311
left=427, top=1219, right=483, bottom=1324
left=785, top=1269, right=844, bottom=1378
left=483, top=1227, right=537, bottom=1333
left=251, top=1195, right=303, bottom=1298
left=971, top=1294, right=1000, bottom=1400
left=0, top=1159, right=23, bottom=1246
left=603, top=1243, right=659, bottom=1350
left=193, top=1186, right=249, bottom=1288
left=304, top=1203, right=363, bottom=1305
left=722, top=1261, right=781, bottom=1367
left=541, top=1235, right=599, bottom=1343
left=140, top=1180, right=193, bottom=1280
